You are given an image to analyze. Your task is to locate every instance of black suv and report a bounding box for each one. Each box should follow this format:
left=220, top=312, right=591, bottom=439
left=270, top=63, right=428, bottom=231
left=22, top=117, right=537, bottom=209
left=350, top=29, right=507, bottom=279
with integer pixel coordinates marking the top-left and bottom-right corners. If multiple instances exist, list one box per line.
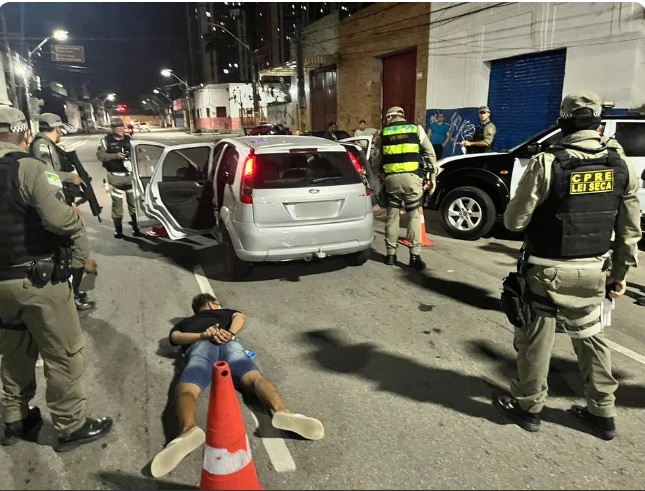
left=426, top=115, right=645, bottom=240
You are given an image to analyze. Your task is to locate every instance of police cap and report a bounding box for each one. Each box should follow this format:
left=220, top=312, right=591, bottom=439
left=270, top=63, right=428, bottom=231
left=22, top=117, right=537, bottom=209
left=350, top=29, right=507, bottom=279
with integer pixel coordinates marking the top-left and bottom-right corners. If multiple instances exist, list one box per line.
left=559, top=91, right=602, bottom=119
left=385, top=106, right=405, bottom=119
left=479, top=105, right=490, bottom=113
left=39, top=112, right=64, bottom=130
left=0, top=106, right=29, bottom=133
left=110, top=117, right=125, bottom=127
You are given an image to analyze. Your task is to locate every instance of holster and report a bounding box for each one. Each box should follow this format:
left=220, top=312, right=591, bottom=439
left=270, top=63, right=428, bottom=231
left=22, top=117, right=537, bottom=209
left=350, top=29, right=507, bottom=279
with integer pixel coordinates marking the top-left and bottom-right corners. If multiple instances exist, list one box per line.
left=501, top=245, right=557, bottom=328
left=26, top=247, right=73, bottom=287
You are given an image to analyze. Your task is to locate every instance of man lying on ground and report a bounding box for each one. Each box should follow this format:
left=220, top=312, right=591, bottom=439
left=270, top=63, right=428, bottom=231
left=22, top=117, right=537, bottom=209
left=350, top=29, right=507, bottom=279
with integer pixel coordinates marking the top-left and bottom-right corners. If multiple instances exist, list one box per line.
left=151, top=293, right=324, bottom=478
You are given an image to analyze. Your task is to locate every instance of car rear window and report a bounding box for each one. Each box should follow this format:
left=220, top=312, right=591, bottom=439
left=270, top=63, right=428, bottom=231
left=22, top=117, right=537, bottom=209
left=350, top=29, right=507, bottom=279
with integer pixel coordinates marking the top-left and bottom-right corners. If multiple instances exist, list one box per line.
left=254, top=151, right=361, bottom=189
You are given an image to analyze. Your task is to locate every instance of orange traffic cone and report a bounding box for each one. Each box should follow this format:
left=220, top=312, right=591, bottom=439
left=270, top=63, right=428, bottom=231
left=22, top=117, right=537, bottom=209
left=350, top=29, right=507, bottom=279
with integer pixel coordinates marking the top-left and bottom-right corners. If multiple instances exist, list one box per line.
left=397, top=208, right=435, bottom=248
left=200, top=361, right=263, bottom=490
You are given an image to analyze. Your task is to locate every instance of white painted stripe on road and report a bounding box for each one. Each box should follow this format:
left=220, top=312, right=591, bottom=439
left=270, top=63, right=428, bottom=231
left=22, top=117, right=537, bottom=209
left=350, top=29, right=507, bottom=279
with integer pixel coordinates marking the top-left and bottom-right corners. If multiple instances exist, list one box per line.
left=250, top=412, right=297, bottom=473
left=193, top=264, right=215, bottom=296
left=192, top=263, right=297, bottom=473
left=607, top=339, right=645, bottom=366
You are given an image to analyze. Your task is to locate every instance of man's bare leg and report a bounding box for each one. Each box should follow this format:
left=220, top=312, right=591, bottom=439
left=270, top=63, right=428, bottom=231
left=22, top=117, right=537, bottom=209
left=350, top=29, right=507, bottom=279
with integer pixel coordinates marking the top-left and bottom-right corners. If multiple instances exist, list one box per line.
left=240, top=371, right=324, bottom=440
left=150, top=383, right=206, bottom=478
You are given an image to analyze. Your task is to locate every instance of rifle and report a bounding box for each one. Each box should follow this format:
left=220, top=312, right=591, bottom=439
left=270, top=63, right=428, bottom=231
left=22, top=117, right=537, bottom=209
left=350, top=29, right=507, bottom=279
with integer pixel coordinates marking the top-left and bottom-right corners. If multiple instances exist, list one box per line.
left=61, top=149, right=103, bottom=222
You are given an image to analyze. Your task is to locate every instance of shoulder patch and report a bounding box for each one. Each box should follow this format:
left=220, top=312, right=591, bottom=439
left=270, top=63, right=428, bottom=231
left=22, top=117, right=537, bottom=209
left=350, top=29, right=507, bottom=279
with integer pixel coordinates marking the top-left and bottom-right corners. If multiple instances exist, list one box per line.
left=45, top=171, right=63, bottom=188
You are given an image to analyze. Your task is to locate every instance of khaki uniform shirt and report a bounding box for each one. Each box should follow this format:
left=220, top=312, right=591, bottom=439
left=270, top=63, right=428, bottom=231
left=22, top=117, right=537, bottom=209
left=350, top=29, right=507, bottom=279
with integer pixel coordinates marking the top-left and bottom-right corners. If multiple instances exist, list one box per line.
left=31, top=133, right=77, bottom=184
left=0, top=142, right=89, bottom=266
left=504, top=130, right=641, bottom=281
left=480, top=121, right=496, bottom=148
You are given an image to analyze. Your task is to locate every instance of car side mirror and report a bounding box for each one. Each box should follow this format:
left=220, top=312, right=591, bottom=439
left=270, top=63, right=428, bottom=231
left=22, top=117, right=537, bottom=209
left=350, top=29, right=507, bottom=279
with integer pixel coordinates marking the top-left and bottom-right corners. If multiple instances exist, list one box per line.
left=526, top=143, right=540, bottom=155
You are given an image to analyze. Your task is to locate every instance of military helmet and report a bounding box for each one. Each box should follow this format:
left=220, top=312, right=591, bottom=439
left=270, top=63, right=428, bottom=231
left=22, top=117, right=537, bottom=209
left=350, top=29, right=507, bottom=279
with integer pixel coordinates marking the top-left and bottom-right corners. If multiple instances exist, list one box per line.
left=559, top=91, right=602, bottom=119
left=39, top=112, right=64, bottom=130
left=385, top=106, right=405, bottom=118
left=0, top=106, right=29, bottom=133
left=110, top=116, right=125, bottom=127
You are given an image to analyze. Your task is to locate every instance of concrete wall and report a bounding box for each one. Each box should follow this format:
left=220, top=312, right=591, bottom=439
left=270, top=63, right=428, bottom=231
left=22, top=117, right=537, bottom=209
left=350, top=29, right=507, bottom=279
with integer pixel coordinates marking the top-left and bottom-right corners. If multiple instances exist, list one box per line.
left=427, top=2, right=645, bottom=110
left=337, top=2, right=431, bottom=133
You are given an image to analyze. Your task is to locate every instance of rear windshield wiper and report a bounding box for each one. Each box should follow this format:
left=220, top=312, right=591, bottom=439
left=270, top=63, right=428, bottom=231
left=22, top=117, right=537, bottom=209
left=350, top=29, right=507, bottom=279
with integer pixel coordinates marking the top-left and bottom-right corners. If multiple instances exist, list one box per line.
left=310, top=176, right=344, bottom=184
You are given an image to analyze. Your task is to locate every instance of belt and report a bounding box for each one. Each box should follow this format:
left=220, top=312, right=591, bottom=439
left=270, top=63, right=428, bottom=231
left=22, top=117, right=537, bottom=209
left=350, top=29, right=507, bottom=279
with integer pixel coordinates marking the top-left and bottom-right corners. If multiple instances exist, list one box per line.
left=528, top=255, right=608, bottom=270
left=0, top=265, right=30, bottom=281
left=110, top=172, right=131, bottom=177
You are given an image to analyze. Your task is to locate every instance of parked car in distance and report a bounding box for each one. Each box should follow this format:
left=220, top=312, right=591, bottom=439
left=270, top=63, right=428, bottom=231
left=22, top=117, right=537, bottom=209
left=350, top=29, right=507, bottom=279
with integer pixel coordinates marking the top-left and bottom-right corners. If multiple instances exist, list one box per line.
left=427, top=114, right=645, bottom=240
left=128, top=135, right=375, bottom=279
left=137, top=121, right=151, bottom=132
left=245, top=124, right=291, bottom=136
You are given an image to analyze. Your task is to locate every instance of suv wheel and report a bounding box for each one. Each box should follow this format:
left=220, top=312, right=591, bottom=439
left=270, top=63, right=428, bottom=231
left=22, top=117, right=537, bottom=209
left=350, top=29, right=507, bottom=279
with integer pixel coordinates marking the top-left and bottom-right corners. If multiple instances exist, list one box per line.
left=221, top=226, right=252, bottom=280
left=344, top=248, right=370, bottom=266
left=440, top=186, right=496, bottom=240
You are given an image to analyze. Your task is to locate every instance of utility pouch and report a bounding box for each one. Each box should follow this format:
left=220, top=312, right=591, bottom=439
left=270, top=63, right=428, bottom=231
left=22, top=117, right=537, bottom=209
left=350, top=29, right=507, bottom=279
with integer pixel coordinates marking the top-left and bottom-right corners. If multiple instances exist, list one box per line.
left=27, top=257, right=55, bottom=287
left=54, top=247, right=73, bottom=282
left=501, top=272, right=535, bottom=328
left=376, top=186, right=389, bottom=208
left=501, top=244, right=534, bottom=328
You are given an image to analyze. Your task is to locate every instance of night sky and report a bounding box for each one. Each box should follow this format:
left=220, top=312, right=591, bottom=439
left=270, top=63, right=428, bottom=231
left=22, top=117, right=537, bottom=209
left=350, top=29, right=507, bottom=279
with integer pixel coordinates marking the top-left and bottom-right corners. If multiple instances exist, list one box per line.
left=0, top=2, right=191, bottom=108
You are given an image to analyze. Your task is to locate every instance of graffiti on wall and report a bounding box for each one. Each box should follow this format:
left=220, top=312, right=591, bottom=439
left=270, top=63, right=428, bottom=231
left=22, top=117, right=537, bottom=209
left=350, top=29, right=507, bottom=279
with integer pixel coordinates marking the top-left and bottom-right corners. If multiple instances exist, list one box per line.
left=425, top=108, right=480, bottom=158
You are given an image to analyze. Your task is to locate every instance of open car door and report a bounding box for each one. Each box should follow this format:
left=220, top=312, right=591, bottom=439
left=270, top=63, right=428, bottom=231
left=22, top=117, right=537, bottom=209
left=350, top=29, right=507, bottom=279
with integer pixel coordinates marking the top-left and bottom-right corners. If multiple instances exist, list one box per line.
left=339, top=135, right=373, bottom=160
left=143, top=143, right=217, bottom=240
left=130, top=141, right=166, bottom=229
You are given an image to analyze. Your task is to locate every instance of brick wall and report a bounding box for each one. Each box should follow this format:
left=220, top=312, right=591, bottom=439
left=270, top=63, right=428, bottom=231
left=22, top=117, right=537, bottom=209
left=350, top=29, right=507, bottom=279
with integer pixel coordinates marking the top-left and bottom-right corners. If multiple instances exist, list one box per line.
left=337, top=2, right=431, bottom=134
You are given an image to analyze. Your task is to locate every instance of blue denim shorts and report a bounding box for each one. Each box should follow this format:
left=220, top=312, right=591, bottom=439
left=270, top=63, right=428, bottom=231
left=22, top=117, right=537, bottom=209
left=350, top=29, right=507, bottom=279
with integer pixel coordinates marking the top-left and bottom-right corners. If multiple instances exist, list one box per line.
left=179, top=339, right=259, bottom=391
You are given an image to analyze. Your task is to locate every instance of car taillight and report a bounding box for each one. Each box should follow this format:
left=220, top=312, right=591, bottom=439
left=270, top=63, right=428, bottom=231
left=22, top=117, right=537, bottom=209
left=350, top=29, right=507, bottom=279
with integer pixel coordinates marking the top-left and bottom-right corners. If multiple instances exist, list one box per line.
left=346, top=150, right=371, bottom=196
left=347, top=150, right=363, bottom=174
left=240, top=153, right=255, bottom=204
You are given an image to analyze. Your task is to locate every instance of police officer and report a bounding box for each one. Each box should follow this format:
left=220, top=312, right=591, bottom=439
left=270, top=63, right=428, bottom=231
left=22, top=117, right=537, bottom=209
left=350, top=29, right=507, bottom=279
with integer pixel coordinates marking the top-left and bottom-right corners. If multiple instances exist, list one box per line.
left=31, top=113, right=95, bottom=311
left=0, top=106, right=112, bottom=451
left=461, top=105, right=496, bottom=154
left=377, top=106, right=437, bottom=270
left=495, top=92, right=641, bottom=440
left=96, top=116, right=139, bottom=238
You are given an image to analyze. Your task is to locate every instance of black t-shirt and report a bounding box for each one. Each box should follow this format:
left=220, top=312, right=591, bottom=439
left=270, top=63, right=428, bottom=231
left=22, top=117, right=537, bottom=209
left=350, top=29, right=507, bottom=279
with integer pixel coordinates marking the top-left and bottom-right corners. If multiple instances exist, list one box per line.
left=169, top=309, right=240, bottom=347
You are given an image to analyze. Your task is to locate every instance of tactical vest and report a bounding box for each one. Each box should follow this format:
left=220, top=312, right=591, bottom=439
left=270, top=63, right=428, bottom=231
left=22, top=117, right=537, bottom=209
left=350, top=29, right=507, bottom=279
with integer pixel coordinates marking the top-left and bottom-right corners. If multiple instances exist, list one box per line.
left=0, top=152, right=66, bottom=276
left=381, top=122, right=421, bottom=174
left=466, top=121, right=492, bottom=154
left=102, top=133, right=131, bottom=173
left=526, top=146, right=629, bottom=259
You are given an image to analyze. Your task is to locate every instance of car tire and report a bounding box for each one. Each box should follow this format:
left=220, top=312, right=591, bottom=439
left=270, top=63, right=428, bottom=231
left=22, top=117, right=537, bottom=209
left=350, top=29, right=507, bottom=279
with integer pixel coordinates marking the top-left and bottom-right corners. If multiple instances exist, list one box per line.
left=221, top=226, right=252, bottom=280
left=344, top=248, right=370, bottom=266
left=440, top=186, right=496, bottom=240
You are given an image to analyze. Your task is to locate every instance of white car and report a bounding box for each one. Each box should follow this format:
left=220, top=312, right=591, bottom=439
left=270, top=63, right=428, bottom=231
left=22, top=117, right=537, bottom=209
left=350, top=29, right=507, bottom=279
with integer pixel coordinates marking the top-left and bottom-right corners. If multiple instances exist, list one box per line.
left=129, top=136, right=375, bottom=279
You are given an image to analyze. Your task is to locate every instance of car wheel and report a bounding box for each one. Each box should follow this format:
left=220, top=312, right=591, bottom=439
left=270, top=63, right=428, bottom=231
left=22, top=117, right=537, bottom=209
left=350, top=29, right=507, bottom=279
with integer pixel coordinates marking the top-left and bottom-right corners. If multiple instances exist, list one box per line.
left=440, top=186, right=496, bottom=240
left=221, top=226, right=252, bottom=280
left=344, top=248, right=370, bottom=266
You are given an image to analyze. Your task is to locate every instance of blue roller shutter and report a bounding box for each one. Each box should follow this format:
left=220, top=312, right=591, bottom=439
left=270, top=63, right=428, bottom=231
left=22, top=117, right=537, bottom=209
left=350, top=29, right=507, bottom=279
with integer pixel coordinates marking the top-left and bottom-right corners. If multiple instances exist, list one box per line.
left=488, top=49, right=566, bottom=152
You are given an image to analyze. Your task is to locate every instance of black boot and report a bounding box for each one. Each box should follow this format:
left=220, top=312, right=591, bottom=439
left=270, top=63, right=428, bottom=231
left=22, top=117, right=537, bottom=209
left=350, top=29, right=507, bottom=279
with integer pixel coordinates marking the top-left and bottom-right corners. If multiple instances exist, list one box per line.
left=568, top=405, right=616, bottom=440
left=114, top=227, right=124, bottom=239
left=75, top=295, right=96, bottom=311
left=384, top=254, right=396, bottom=266
left=130, top=215, right=142, bottom=236
left=409, top=254, right=426, bottom=271
left=55, top=417, right=113, bottom=452
left=2, top=407, right=43, bottom=446
left=494, top=395, right=541, bottom=432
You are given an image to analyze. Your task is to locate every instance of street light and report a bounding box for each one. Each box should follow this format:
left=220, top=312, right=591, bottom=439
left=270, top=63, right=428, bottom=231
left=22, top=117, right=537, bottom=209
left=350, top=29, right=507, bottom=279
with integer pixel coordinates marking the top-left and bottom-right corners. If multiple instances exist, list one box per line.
left=24, top=29, right=69, bottom=131
left=161, top=68, right=194, bottom=132
left=209, top=23, right=260, bottom=115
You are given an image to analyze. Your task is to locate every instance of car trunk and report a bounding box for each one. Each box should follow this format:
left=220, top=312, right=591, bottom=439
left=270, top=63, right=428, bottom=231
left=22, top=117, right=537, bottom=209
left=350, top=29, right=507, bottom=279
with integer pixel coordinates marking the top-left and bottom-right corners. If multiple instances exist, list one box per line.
left=250, top=149, right=368, bottom=227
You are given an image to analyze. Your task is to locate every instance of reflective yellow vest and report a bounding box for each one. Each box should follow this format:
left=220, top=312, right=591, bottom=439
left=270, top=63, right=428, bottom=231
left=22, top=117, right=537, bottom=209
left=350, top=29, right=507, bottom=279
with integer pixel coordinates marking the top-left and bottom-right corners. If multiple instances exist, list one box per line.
left=381, top=123, right=421, bottom=174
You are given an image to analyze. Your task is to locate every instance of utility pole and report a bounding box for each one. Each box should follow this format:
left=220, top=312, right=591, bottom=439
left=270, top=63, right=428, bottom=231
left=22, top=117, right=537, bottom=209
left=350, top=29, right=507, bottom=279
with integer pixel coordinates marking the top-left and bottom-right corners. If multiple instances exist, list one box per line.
left=0, top=12, right=19, bottom=108
left=295, top=15, right=306, bottom=133
left=186, top=3, right=195, bottom=86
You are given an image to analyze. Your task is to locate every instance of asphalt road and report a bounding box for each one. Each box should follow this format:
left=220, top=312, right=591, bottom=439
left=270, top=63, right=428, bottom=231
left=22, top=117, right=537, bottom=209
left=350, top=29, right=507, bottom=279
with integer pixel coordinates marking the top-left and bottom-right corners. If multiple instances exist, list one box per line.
left=1, top=128, right=645, bottom=490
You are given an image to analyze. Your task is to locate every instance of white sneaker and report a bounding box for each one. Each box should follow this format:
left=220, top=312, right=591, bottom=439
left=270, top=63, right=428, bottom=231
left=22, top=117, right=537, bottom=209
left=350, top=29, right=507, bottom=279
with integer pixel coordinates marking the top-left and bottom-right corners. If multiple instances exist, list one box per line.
left=272, top=412, right=324, bottom=440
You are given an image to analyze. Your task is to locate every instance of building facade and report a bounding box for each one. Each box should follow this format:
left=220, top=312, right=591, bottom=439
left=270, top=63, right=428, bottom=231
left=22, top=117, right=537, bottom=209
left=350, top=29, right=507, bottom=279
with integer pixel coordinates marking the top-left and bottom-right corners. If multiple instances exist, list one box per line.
left=426, top=2, right=645, bottom=157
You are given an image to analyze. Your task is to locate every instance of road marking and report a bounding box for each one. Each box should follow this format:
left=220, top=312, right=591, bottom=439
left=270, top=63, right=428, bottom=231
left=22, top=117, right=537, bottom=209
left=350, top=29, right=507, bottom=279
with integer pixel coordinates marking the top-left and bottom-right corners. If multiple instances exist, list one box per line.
left=250, top=412, right=297, bottom=473
left=192, top=263, right=297, bottom=473
left=607, top=340, right=645, bottom=365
